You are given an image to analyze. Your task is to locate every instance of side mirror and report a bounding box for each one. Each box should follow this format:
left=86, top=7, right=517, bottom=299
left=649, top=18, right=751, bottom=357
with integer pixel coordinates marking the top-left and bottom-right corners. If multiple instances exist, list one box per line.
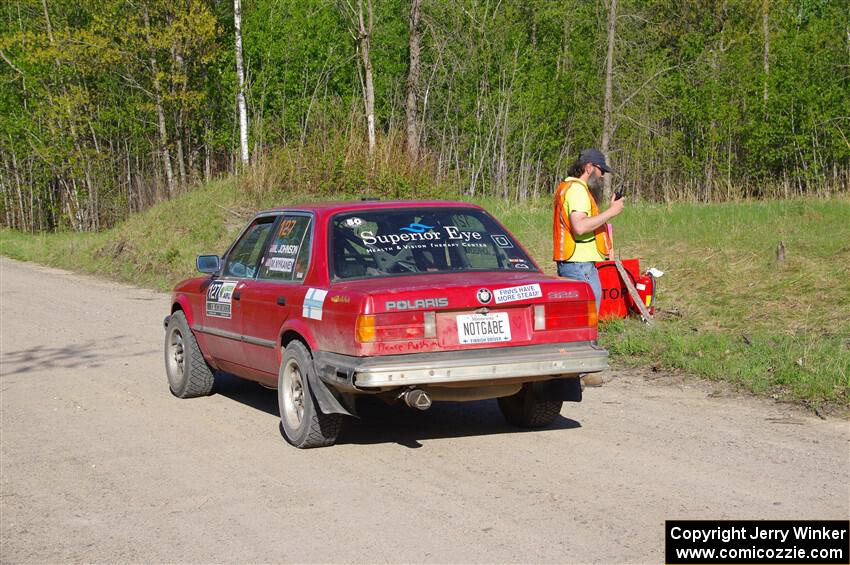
left=196, top=255, right=221, bottom=274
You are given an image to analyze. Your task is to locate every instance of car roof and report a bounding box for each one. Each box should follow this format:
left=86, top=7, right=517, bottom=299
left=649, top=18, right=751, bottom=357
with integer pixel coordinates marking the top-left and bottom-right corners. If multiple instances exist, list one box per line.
left=256, top=199, right=484, bottom=216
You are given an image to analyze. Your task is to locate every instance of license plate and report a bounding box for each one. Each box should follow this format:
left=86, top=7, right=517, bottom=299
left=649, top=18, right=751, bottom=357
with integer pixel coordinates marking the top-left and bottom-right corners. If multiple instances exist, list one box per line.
left=456, top=312, right=512, bottom=344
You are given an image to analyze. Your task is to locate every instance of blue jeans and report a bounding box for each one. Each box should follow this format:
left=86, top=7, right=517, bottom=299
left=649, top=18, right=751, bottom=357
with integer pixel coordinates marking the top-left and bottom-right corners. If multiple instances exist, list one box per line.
left=557, top=261, right=602, bottom=313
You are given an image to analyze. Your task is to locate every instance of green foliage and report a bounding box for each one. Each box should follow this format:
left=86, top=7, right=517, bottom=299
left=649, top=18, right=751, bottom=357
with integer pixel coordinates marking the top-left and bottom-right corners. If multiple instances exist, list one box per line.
left=1, top=0, right=848, bottom=233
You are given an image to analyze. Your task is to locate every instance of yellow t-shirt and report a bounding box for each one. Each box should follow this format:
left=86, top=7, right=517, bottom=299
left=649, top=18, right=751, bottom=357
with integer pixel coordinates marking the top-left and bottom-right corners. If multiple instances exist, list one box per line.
left=563, top=180, right=606, bottom=262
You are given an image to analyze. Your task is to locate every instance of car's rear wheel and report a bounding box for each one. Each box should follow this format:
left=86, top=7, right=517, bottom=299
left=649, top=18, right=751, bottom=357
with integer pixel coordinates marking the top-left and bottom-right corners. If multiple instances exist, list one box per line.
left=164, top=311, right=215, bottom=398
left=497, top=383, right=562, bottom=428
left=278, top=341, right=342, bottom=448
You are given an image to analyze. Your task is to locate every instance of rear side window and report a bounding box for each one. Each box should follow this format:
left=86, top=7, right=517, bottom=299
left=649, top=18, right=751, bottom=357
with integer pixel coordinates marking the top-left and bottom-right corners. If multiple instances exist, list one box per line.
left=258, top=215, right=312, bottom=282
left=331, top=207, right=537, bottom=280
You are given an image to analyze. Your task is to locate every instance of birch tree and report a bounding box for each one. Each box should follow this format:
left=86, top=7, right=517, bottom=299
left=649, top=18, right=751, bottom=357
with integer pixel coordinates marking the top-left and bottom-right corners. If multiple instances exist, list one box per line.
left=762, top=0, right=769, bottom=106
left=360, top=0, right=376, bottom=156
left=335, top=0, right=378, bottom=157
left=234, top=0, right=249, bottom=167
left=600, top=0, right=617, bottom=201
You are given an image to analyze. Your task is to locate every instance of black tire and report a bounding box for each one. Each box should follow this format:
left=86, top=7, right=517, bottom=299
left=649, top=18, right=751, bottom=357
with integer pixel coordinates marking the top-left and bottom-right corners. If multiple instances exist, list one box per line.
left=278, top=341, right=342, bottom=448
left=497, top=383, right=563, bottom=428
left=164, top=311, right=215, bottom=398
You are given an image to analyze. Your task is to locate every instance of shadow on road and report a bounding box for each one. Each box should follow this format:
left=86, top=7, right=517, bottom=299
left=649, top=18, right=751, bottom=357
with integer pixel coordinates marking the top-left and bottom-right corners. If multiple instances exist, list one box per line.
left=213, top=372, right=279, bottom=415
left=338, top=396, right=582, bottom=448
left=212, top=373, right=582, bottom=448
left=0, top=337, right=151, bottom=377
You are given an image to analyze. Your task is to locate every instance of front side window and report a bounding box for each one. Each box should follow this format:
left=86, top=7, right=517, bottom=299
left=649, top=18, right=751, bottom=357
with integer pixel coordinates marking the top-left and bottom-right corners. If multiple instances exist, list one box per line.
left=331, top=208, right=537, bottom=280
left=223, top=218, right=275, bottom=279
left=258, top=215, right=312, bottom=282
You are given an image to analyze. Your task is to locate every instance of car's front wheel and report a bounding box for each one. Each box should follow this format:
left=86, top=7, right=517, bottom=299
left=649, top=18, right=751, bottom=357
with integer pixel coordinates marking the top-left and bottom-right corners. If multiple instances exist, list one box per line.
left=497, top=383, right=562, bottom=428
left=278, top=341, right=342, bottom=448
left=164, top=311, right=215, bottom=398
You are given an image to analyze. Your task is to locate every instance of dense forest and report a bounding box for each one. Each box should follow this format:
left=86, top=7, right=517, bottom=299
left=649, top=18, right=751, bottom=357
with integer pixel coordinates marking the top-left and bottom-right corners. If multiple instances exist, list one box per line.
left=1, top=0, right=848, bottom=232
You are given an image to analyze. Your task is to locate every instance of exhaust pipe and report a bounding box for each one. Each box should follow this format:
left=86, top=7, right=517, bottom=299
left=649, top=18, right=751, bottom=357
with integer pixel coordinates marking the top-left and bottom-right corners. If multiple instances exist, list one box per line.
left=402, top=389, right=432, bottom=411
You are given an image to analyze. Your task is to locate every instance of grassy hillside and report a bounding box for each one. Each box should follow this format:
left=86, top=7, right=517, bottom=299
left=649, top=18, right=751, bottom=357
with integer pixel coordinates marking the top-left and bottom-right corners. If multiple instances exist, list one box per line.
left=2, top=183, right=848, bottom=410
left=1, top=180, right=242, bottom=289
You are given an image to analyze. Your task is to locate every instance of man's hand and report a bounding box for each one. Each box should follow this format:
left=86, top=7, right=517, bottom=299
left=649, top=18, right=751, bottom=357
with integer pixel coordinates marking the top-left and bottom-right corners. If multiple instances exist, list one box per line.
left=608, top=193, right=625, bottom=217
left=570, top=193, right=626, bottom=237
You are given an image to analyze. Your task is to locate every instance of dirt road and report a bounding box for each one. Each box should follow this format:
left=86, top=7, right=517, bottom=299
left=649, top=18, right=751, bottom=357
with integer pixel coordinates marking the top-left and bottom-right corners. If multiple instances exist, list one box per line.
left=1, top=257, right=847, bottom=563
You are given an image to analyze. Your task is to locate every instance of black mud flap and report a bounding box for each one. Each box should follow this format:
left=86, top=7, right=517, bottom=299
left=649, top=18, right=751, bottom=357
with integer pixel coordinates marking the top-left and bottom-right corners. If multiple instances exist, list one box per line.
left=533, top=377, right=582, bottom=403
left=305, top=367, right=357, bottom=417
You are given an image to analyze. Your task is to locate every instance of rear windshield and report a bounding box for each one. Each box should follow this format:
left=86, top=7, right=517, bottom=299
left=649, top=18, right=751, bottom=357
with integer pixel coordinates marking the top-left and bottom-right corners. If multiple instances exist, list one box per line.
left=331, top=207, right=538, bottom=279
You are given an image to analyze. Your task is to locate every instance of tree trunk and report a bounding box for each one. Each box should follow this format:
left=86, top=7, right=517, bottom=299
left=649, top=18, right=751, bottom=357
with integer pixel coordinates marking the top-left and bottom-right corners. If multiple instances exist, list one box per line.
left=40, top=0, right=54, bottom=44
left=11, top=151, right=25, bottom=230
left=762, top=0, right=770, bottom=107
left=357, top=0, right=376, bottom=157
left=234, top=0, right=250, bottom=167
left=601, top=0, right=617, bottom=201
left=204, top=118, right=212, bottom=183
left=125, top=139, right=133, bottom=214
left=143, top=6, right=175, bottom=197
left=405, top=0, right=421, bottom=161
left=172, top=45, right=188, bottom=187
left=705, top=48, right=719, bottom=203
left=1, top=167, right=12, bottom=229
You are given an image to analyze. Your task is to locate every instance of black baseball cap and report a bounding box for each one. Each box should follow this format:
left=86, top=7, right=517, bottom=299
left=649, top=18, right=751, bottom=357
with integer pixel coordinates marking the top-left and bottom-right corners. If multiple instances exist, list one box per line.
left=579, top=148, right=612, bottom=173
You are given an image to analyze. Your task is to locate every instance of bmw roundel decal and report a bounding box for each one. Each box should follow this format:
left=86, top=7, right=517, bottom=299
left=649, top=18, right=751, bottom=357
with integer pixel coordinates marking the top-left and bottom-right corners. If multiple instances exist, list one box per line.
left=476, top=288, right=492, bottom=304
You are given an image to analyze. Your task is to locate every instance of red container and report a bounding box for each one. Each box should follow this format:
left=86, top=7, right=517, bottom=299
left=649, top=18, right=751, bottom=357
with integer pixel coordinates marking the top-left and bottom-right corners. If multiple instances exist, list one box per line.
left=595, top=259, right=655, bottom=320
left=633, top=272, right=656, bottom=315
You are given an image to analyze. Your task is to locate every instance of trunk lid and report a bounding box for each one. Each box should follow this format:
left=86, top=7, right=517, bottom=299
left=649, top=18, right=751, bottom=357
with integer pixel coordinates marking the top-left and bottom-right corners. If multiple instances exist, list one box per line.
left=333, top=272, right=597, bottom=354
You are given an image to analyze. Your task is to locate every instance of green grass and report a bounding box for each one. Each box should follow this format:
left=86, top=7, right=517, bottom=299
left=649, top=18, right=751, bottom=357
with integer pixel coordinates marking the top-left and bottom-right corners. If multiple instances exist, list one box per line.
left=2, top=186, right=848, bottom=410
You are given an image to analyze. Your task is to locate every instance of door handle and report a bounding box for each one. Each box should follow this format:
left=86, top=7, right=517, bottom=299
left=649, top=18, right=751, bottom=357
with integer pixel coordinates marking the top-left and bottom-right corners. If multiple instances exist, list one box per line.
left=233, top=291, right=241, bottom=300
left=277, top=296, right=287, bottom=306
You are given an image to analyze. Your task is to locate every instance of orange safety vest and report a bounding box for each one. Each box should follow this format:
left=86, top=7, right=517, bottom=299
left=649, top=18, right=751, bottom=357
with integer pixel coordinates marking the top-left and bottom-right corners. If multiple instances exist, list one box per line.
left=553, top=178, right=611, bottom=261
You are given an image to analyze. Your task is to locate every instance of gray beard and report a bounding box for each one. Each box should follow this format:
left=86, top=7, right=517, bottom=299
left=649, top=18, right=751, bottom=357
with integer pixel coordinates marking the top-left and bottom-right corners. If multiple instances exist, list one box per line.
left=587, top=175, right=603, bottom=203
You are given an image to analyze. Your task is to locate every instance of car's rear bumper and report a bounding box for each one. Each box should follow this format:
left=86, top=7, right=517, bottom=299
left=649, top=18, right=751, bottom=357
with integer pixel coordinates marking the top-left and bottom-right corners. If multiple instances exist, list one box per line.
left=313, top=341, right=608, bottom=390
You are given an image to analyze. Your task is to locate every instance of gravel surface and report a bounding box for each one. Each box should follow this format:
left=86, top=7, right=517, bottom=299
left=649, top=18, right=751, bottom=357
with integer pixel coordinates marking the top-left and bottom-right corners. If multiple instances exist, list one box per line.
left=1, top=256, right=847, bottom=563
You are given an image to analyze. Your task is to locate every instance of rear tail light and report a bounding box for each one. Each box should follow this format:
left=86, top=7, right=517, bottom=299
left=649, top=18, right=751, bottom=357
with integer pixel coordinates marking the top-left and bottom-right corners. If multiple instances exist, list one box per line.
left=423, top=311, right=437, bottom=338
left=356, top=311, right=438, bottom=343
left=533, top=304, right=546, bottom=330
left=356, top=315, right=376, bottom=342
left=587, top=300, right=598, bottom=328
left=534, top=300, right=597, bottom=330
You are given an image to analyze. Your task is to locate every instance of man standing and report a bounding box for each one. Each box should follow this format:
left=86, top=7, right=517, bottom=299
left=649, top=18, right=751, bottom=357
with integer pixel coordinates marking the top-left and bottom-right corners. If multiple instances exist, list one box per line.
left=553, top=148, right=624, bottom=385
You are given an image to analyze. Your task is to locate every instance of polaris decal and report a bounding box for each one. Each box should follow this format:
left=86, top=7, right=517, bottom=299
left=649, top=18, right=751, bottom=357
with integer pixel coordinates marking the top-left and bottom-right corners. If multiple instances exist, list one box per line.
left=385, top=297, right=448, bottom=310
left=206, top=280, right=238, bottom=318
left=494, top=283, right=542, bottom=304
